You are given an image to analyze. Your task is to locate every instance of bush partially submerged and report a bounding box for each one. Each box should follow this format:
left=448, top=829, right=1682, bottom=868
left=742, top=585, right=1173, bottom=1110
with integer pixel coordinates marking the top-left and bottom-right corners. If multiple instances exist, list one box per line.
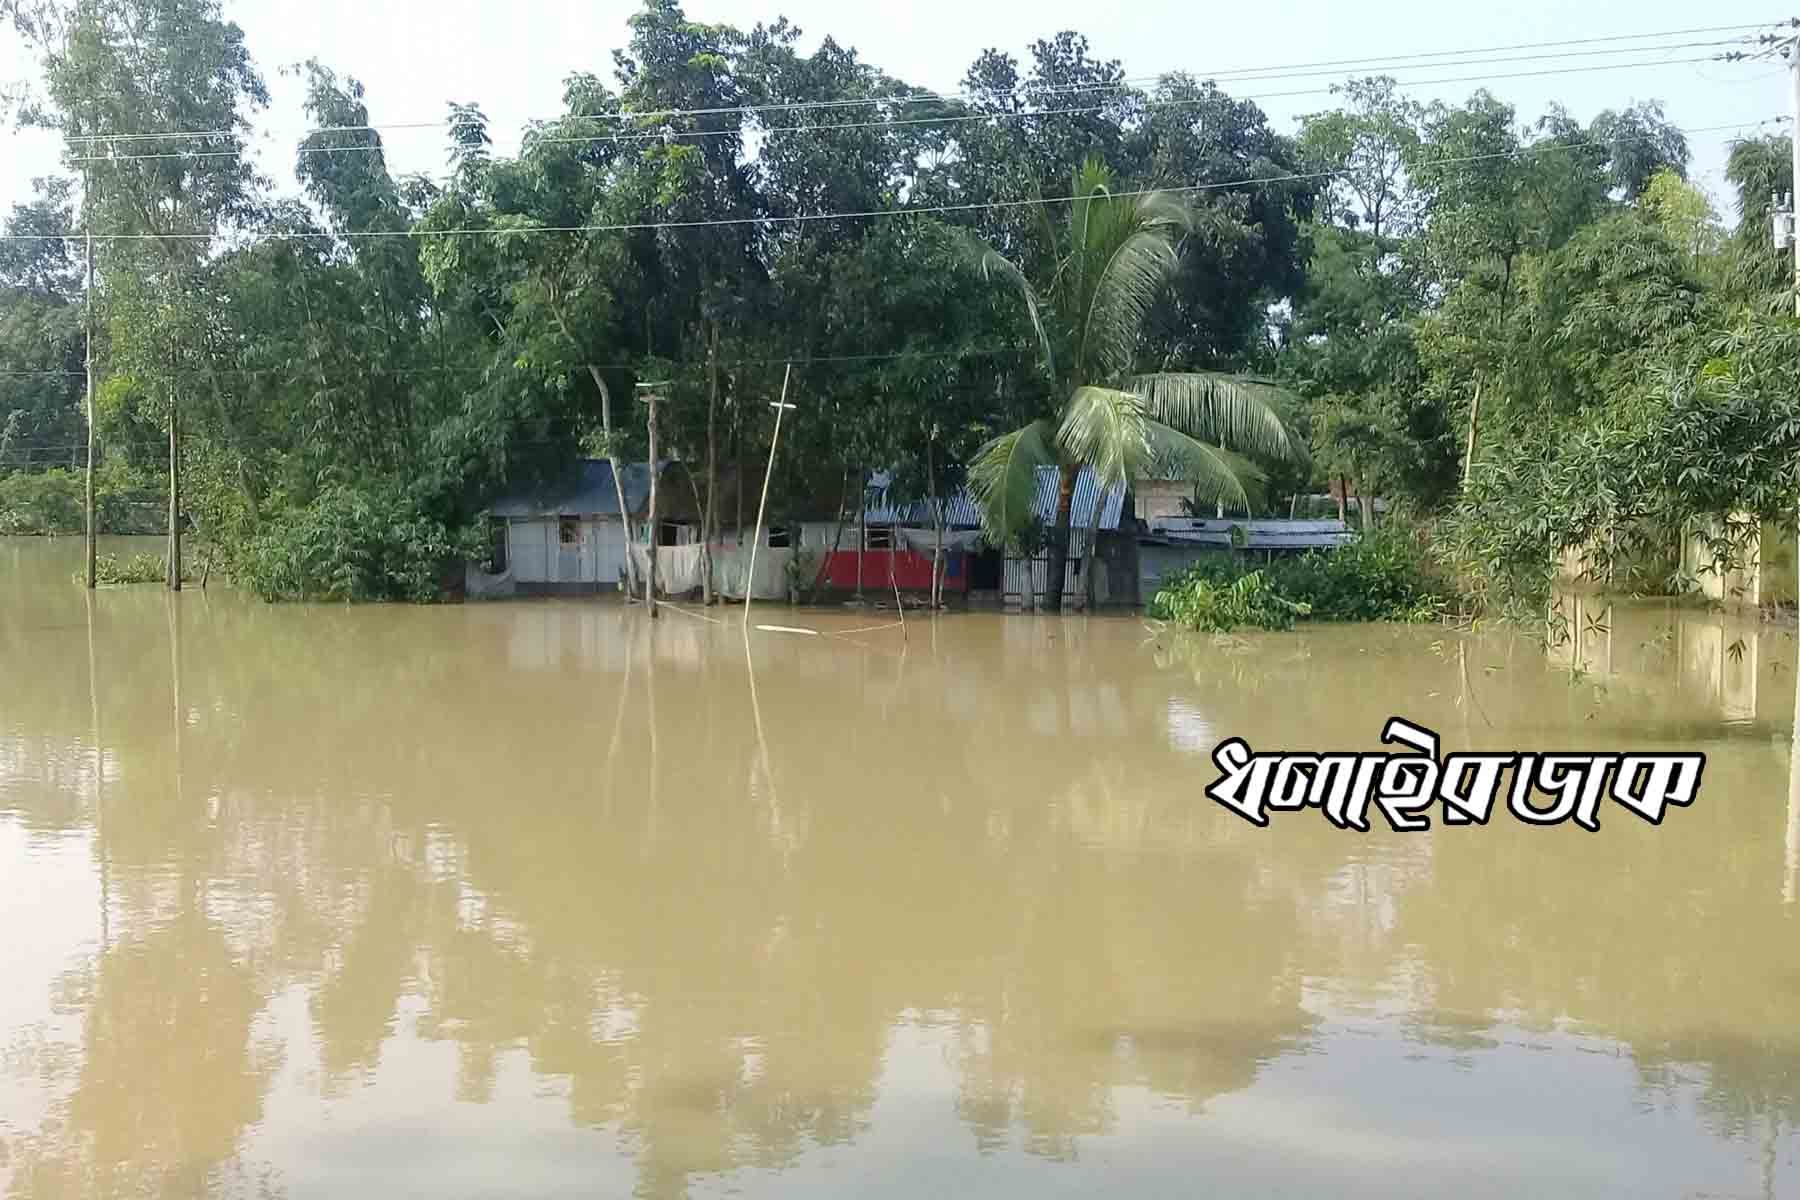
left=79, top=552, right=177, bottom=585
left=1149, top=569, right=1311, bottom=632
left=235, top=481, right=479, bottom=603
left=1150, top=527, right=1445, bottom=632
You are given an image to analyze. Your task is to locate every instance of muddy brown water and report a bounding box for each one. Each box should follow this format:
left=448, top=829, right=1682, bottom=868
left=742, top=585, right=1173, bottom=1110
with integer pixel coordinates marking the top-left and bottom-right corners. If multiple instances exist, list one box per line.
left=2, top=536, right=1798, bottom=1198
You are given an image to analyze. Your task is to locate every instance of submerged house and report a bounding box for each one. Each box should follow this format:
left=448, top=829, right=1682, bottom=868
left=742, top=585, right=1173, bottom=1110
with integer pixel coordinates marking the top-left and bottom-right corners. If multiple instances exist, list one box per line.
left=470, top=460, right=654, bottom=597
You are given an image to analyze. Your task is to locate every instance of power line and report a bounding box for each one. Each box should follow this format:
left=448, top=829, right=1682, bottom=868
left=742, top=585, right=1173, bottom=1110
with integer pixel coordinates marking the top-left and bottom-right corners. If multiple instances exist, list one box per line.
left=59, top=20, right=1780, bottom=145
left=0, top=346, right=1045, bottom=384
left=4, top=115, right=1778, bottom=245
left=66, top=50, right=1734, bottom=166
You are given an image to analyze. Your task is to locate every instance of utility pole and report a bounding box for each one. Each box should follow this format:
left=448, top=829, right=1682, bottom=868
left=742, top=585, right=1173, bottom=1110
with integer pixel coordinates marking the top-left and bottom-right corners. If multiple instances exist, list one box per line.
left=744, top=364, right=794, bottom=628
left=1784, top=32, right=1800, bottom=904
left=167, top=377, right=180, bottom=591
left=638, top=381, right=665, bottom=620
left=1790, top=36, right=1800, bottom=317
left=83, top=217, right=96, bottom=589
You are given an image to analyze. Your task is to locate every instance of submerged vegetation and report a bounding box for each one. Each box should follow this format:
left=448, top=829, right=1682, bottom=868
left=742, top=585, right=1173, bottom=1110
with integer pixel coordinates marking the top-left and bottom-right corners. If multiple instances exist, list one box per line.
left=1150, top=529, right=1445, bottom=632
left=1, top=1, right=1794, bottom=612
left=82, top=551, right=181, bottom=585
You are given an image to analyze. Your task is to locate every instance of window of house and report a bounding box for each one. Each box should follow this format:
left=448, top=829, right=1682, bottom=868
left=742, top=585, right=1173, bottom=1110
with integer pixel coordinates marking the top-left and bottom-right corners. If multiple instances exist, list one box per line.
left=559, top=517, right=581, bottom=546
left=485, top=517, right=508, bottom=574
left=865, top=524, right=893, bottom=550
left=658, top=521, right=688, bottom=547
left=767, top=525, right=791, bottom=548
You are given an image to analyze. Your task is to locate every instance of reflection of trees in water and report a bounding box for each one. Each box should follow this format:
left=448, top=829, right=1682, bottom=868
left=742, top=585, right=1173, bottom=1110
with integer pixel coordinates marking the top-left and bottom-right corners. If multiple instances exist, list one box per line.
left=8, top=912, right=280, bottom=1199
left=5, top=579, right=1800, bottom=1195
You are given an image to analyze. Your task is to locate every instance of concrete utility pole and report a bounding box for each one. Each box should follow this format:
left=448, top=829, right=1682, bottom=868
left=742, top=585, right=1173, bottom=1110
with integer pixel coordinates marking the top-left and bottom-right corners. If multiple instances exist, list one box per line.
left=1786, top=34, right=1800, bottom=903
left=1790, top=37, right=1800, bottom=317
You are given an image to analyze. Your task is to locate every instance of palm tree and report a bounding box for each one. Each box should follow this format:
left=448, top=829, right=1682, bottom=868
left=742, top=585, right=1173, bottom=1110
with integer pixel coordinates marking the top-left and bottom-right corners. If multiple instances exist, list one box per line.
left=968, top=159, right=1302, bottom=610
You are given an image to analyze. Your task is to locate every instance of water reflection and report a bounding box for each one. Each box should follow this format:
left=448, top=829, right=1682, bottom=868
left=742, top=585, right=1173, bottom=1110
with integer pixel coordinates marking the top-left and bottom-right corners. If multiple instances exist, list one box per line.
left=1, top=539, right=1799, bottom=1197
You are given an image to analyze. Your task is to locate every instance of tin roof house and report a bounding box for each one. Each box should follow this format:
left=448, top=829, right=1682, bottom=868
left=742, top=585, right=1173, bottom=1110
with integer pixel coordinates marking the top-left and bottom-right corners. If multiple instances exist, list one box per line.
left=470, top=461, right=655, bottom=597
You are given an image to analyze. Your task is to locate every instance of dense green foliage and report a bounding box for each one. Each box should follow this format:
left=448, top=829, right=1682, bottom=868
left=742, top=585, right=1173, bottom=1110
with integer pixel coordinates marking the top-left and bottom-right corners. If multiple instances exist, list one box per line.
left=0, top=463, right=161, bottom=534
left=1149, top=528, right=1444, bottom=632
left=83, top=551, right=178, bottom=585
left=1149, top=569, right=1311, bottom=633
left=1, top=0, right=1789, bottom=610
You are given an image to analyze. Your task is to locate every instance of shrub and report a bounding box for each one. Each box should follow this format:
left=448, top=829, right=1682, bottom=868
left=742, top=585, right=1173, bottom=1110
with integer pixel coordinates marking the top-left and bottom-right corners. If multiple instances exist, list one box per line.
left=1148, top=527, right=1445, bottom=632
left=236, top=480, right=480, bottom=602
left=0, top=469, right=83, bottom=534
left=1277, top=526, right=1447, bottom=622
left=0, top=465, right=168, bottom=535
left=1149, top=568, right=1312, bottom=632
left=80, top=552, right=178, bottom=585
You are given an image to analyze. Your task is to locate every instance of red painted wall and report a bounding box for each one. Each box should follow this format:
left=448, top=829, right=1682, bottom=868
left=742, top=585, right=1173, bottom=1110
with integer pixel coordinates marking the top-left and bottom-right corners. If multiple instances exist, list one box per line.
left=819, top=549, right=968, bottom=592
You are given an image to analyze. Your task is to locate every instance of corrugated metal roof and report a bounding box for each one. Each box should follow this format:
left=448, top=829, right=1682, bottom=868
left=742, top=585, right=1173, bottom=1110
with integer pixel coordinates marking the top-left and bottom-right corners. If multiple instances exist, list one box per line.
left=1039, top=466, right=1124, bottom=532
left=490, top=460, right=655, bottom=518
left=862, top=470, right=983, bottom=526
left=863, top=466, right=1121, bottom=531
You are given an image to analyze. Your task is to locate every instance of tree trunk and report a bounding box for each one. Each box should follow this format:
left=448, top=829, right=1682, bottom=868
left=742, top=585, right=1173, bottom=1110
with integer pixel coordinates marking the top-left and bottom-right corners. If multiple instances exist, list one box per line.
left=1043, top=462, right=1077, bottom=612
left=1462, top=381, right=1484, bottom=490
left=1082, top=485, right=1106, bottom=611
left=586, top=366, right=638, bottom=597
left=645, top=390, right=659, bottom=619
left=167, top=386, right=181, bottom=592
left=703, top=322, right=718, bottom=605
left=1336, top=474, right=1348, bottom=524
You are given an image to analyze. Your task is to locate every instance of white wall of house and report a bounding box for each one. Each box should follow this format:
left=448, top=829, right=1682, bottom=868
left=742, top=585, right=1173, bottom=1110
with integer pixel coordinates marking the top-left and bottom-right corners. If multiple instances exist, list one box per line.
left=506, top=516, right=629, bottom=588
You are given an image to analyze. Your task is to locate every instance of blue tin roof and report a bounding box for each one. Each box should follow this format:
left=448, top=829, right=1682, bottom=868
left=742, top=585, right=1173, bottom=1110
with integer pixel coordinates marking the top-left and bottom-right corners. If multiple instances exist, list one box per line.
left=864, top=466, right=1123, bottom=531
left=490, top=460, right=656, bottom=518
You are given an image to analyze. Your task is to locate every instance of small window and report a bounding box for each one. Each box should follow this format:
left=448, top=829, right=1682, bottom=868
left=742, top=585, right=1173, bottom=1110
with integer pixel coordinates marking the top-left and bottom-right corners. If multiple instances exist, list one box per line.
left=559, top=517, right=581, bottom=546
left=865, top=524, right=893, bottom=550
left=767, top=525, right=791, bottom=549
left=657, top=521, right=687, bottom=547
left=485, top=517, right=508, bottom=573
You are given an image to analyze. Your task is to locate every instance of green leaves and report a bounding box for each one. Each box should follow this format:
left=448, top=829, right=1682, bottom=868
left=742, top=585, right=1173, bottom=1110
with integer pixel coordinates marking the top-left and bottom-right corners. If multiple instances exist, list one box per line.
left=967, top=418, right=1056, bottom=543
left=1124, top=373, right=1298, bottom=461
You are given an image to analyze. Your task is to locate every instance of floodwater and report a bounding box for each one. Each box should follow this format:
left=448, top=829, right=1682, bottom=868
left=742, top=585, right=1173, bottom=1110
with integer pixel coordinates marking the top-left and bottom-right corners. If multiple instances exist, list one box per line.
left=2, top=537, right=1799, bottom=1200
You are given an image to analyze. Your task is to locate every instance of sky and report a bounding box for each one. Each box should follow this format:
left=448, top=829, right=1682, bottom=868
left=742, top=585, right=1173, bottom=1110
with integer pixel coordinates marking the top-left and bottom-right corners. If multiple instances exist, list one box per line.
left=1, top=0, right=1791, bottom=226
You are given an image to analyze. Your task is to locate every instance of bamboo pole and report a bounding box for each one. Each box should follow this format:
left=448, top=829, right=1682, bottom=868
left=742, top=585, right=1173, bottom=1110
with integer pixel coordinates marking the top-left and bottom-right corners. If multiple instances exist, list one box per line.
left=84, top=217, right=96, bottom=589
left=646, top=387, right=659, bottom=619
left=167, top=379, right=180, bottom=591
left=744, top=364, right=793, bottom=628
left=703, top=322, right=719, bottom=606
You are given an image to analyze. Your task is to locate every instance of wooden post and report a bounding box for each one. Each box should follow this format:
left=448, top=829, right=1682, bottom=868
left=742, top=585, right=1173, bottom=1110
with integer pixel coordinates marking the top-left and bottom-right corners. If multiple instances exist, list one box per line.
left=856, top=485, right=866, bottom=601
left=644, top=385, right=659, bottom=620
left=744, top=364, right=793, bottom=627
left=84, top=223, right=96, bottom=589
left=167, top=380, right=180, bottom=591
left=926, top=435, right=943, bottom=610
left=703, top=322, right=718, bottom=606
left=809, top=468, right=850, bottom=604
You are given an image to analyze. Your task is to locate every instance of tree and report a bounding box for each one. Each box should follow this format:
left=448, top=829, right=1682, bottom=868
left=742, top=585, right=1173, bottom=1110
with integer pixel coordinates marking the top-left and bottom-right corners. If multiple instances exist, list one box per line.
left=1285, top=78, right=1456, bottom=512
left=0, top=181, right=84, bottom=473
left=15, top=0, right=269, bottom=588
left=1590, top=100, right=1688, bottom=201
left=967, top=159, right=1300, bottom=610
left=1721, top=134, right=1793, bottom=305
left=1640, top=167, right=1723, bottom=276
